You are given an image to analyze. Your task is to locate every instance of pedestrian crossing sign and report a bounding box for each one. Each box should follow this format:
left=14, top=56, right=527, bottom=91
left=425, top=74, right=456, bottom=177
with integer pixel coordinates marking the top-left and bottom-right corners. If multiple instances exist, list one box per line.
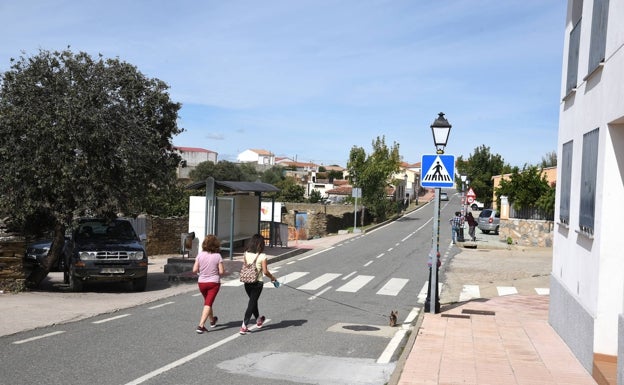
left=421, top=154, right=455, bottom=188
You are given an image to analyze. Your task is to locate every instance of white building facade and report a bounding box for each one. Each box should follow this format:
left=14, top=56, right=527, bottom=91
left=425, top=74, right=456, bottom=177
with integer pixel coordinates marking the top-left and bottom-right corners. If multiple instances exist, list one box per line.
left=174, top=146, right=218, bottom=179
left=237, top=149, right=275, bottom=166
left=551, top=0, right=624, bottom=382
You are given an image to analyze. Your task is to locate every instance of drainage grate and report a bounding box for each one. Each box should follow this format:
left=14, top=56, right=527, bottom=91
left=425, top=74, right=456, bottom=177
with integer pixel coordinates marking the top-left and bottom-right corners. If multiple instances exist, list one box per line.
left=462, top=309, right=495, bottom=316
left=342, top=325, right=380, bottom=332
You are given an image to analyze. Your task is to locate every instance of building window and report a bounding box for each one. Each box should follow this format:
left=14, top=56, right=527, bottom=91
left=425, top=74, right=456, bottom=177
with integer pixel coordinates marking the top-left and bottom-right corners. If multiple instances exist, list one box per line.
left=559, top=141, right=573, bottom=225
left=579, top=128, right=599, bottom=235
left=588, top=0, right=609, bottom=73
left=565, top=0, right=583, bottom=95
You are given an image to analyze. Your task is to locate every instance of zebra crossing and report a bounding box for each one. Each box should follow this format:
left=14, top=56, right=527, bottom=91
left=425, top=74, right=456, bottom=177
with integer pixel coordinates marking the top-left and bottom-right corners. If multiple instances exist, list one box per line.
left=222, top=269, right=550, bottom=301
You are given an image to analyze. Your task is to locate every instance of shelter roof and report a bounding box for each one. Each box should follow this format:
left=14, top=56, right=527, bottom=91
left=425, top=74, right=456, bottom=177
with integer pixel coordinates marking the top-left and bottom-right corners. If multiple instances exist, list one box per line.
left=186, top=180, right=280, bottom=193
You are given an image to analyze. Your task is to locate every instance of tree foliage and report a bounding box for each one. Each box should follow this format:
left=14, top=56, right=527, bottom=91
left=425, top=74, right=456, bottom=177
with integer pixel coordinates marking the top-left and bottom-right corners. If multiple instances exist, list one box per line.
left=495, top=165, right=553, bottom=212
left=0, top=48, right=182, bottom=284
left=539, top=151, right=557, bottom=168
left=275, top=177, right=305, bottom=202
left=308, top=189, right=322, bottom=203
left=455, top=145, right=509, bottom=206
left=347, top=136, right=401, bottom=221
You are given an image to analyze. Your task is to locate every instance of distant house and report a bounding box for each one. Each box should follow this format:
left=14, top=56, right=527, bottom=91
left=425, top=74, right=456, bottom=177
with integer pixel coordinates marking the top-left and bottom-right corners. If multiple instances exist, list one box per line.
left=237, top=149, right=275, bottom=166
left=173, top=146, right=218, bottom=180
left=325, top=185, right=352, bottom=204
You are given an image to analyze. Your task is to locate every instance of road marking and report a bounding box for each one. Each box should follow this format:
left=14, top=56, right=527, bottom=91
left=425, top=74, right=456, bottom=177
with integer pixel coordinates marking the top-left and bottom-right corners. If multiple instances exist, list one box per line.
left=376, top=278, right=409, bottom=296
left=298, top=247, right=334, bottom=261
left=496, top=286, right=518, bottom=296
left=13, top=331, right=65, bottom=345
left=375, top=253, right=384, bottom=259
left=148, top=301, right=175, bottom=309
left=336, top=275, right=374, bottom=292
left=387, top=247, right=394, bottom=252
left=535, top=287, right=550, bottom=295
left=297, top=273, right=341, bottom=290
left=92, top=314, right=131, bottom=324
left=342, top=271, right=357, bottom=280
left=309, top=286, right=332, bottom=300
left=125, top=320, right=270, bottom=385
left=459, top=285, right=481, bottom=302
left=377, top=328, right=408, bottom=364
left=377, top=307, right=419, bottom=364
left=363, top=260, right=374, bottom=267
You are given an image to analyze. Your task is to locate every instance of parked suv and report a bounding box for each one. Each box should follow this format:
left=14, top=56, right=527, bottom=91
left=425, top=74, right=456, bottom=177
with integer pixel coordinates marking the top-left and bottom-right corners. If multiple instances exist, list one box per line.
left=477, top=209, right=500, bottom=234
left=63, top=218, right=148, bottom=292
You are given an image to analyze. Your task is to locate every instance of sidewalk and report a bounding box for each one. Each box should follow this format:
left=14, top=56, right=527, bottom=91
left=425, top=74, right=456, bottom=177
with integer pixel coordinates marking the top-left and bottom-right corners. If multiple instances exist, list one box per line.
left=390, top=239, right=597, bottom=385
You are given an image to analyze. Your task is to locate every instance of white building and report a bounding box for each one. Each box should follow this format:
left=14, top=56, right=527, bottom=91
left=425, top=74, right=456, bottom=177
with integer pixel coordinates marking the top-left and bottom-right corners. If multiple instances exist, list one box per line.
left=173, top=146, right=218, bottom=179
left=237, top=149, right=275, bottom=166
left=551, top=1, right=623, bottom=383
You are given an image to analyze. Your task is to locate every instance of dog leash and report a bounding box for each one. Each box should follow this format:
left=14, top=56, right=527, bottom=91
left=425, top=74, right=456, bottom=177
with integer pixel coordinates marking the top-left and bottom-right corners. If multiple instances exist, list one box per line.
left=279, top=282, right=390, bottom=321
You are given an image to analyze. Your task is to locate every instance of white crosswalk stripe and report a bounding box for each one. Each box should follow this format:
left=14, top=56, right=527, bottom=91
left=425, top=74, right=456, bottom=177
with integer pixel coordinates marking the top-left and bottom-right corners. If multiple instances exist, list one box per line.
left=336, top=275, right=375, bottom=292
left=497, top=286, right=518, bottom=296
left=376, top=278, right=409, bottom=296
left=297, top=273, right=341, bottom=290
left=221, top=271, right=551, bottom=301
left=459, top=284, right=480, bottom=302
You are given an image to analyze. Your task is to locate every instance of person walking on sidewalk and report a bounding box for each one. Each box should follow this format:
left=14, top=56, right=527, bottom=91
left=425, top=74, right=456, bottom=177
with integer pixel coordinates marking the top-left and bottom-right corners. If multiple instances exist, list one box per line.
left=465, top=211, right=477, bottom=241
left=449, top=211, right=464, bottom=244
left=193, top=234, right=224, bottom=334
left=240, top=234, right=277, bottom=335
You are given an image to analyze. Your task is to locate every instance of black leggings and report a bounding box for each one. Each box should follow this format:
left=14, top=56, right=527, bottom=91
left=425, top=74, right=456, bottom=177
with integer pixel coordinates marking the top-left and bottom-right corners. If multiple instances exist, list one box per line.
left=243, top=281, right=264, bottom=325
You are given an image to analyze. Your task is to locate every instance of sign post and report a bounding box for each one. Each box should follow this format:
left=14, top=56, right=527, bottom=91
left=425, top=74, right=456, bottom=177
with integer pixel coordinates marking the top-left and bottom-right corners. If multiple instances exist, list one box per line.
left=421, top=154, right=455, bottom=314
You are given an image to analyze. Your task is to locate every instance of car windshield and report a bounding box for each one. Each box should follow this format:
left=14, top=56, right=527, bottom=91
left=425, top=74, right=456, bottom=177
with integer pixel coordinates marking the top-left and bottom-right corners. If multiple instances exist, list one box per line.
left=75, top=220, right=137, bottom=242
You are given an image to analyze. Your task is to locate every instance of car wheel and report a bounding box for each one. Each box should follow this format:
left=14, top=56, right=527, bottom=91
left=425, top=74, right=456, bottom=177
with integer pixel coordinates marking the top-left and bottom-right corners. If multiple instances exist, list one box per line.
left=68, top=265, right=84, bottom=292
left=494, top=226, right=499, bottom=235
left=471, top=204, right=477, bottom=210
left=481, top=229, right=490, bottom=234
left=132, top=276, right=147, bottom=292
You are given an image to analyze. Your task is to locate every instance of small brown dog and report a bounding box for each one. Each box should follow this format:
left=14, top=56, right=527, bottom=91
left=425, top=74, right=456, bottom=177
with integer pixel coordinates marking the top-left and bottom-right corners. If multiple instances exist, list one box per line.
left=389, top=310, right=398, bottom=327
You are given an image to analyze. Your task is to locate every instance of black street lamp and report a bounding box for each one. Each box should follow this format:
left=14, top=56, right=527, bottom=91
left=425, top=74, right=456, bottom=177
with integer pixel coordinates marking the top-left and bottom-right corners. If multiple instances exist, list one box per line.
left=430, top=112, right=452, bottom=155
left=425, top=112, right=452, bottom=314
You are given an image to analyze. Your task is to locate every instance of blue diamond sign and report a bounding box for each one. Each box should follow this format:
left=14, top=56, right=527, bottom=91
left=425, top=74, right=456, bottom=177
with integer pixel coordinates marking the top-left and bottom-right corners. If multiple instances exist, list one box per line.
left=421, top=155, right=455, bottom=188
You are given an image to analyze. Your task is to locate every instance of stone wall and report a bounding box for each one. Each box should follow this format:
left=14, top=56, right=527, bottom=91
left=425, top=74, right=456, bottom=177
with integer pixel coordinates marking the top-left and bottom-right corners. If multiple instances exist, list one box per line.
left=145, top=217, right=188, bottom=256
left=282, top=203, right=371, bottom=239
left=0, top=237, right=26, bottom=292
left=499, top=218, right=554, bottom=247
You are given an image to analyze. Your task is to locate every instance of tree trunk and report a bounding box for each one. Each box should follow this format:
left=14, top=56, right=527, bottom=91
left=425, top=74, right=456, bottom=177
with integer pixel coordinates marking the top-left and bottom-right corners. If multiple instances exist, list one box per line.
left=25, top=222, right=66, bottom=288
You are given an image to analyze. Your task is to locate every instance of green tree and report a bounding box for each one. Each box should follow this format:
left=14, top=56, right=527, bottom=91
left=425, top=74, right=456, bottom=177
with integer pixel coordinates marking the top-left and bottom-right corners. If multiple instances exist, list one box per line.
left=495, top=165, right=552, bottom=211
left=455, top=145, right=509, bottom=206
left=347, top=136, right=401, bottom=221
left=189, top=160, right=244, bottom=181
left=540, top=151, right=557, bottom=168
left=0, top=49, right=182, bottom=286
left=275, top=177, right=305, bottom=202
left=308, top=189, right=322, bottom=203
left=260, top=165, right=285, bottom=185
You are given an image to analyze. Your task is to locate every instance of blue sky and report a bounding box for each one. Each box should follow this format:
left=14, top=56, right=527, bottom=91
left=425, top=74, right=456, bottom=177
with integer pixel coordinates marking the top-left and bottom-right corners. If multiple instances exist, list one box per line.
left=1, top=1, right=566, bottom=168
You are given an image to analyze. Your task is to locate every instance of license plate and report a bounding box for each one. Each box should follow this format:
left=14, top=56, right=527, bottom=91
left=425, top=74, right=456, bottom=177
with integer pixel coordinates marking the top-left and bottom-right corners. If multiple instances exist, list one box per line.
left=101, top=268, right=124, bottom=274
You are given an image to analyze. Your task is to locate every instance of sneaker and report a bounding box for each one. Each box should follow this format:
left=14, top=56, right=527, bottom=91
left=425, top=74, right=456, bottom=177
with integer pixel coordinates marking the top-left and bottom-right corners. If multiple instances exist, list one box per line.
left=196, top=325, right=208, bottom=334
left=239, top=326, right=249, bottom=335
left=256, top=316, right=266, bottom=328
left=210, top=316, right=218, bottom=328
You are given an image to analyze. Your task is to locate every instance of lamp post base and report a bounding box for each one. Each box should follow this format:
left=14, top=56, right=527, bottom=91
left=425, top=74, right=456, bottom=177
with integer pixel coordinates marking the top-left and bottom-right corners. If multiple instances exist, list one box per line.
left=424, top=267, right=441, bottom=314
